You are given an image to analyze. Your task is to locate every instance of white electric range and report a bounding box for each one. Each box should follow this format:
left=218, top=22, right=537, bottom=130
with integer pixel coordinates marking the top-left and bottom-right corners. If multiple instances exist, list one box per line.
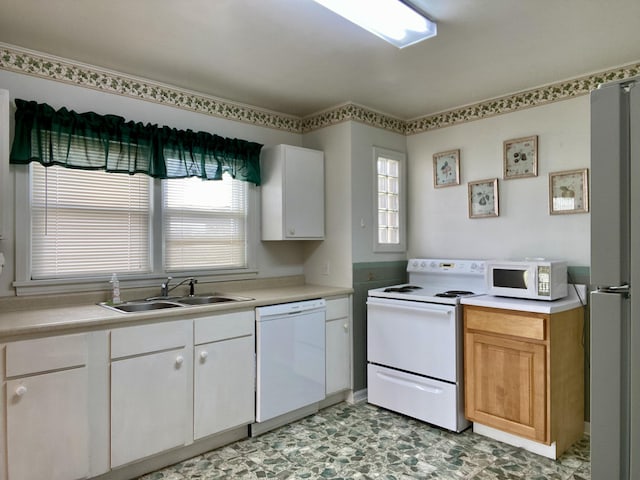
left=366, top=258, right=487, bottom=432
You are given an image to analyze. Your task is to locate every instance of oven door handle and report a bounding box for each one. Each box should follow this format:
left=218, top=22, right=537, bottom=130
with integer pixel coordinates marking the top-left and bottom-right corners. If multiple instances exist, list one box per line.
left=375, top=371, right=444, bottom=394
left=367, top=298, right=454, bottom=317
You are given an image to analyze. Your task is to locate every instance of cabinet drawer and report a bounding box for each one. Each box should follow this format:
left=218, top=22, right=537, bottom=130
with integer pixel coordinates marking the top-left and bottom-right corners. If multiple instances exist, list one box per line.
left=6, top=333, right=88, bottom=377
left=194, top=310, right=254, bottom=345
left=111, top=320, right=190, bottom=359
left=465, top=307, right=546, bottom=341
left=326, top=296, right=349, bottom=320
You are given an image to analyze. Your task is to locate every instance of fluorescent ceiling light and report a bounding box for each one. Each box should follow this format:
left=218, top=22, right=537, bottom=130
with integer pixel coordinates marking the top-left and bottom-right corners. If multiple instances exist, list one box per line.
left=313, top=0, right=437, bottom=49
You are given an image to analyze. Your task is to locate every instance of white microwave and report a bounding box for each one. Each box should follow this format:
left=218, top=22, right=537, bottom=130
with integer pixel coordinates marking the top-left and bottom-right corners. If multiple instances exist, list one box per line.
left=486, top=259, right=568, bottom=301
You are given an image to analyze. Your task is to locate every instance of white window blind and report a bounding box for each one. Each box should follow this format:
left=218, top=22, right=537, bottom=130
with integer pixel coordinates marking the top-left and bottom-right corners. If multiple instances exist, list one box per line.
left=31, top=164, right=151, bottom=279
left=163, top=174, right=247, bottom=271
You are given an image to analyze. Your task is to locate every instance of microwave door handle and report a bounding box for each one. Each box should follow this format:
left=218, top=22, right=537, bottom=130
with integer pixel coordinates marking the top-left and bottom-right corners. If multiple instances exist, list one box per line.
left=524, top=269, right=529, bottom=288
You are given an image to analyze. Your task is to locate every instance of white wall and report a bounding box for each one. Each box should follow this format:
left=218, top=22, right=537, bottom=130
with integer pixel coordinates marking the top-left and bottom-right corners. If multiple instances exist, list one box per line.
left=0, top=70, right=306, bottom=296
left=406, top=96, right=591, bottom=266
left=302, top=120, right=408, bottom=286
left=303, top=123, right=352, bottom=287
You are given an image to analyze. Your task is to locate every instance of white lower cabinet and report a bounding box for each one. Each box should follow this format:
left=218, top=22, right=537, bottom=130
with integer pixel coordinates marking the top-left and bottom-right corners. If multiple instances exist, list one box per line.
left=0, top=300, right=340, bottom=479
left=110, top=320, right=192, bottom=468
left=7, top=368, right=89, bottom=480
left=4, top=333, right=94, bottom=480
left=325, top=296, right=351, bottom=395
left=194, top=310, right=255, bottom=439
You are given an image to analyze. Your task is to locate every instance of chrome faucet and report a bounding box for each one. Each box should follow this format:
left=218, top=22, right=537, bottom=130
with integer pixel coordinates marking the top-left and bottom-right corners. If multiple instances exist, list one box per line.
left=160, top=277, right=197, bottom=297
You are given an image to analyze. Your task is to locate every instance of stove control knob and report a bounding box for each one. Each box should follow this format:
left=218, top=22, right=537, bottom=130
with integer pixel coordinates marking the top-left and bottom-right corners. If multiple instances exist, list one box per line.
left=412, top=260, right=419, bottom=267
left=471, top=263, right=477, bottom=270
left=420, top=261, right=427, bottom=268
left=430, top=261, right=437, bottom=269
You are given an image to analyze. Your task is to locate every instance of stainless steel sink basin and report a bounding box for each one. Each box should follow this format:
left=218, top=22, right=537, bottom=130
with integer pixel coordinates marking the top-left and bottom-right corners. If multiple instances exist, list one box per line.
left=176, top=294, right=253, bottom=305
left=99, top=300, right=184, bottom=313
left=99, top=293, right=253, bottom=313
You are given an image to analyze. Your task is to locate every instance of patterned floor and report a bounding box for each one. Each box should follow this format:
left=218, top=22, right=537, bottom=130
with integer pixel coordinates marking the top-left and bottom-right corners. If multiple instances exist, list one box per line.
left=139, top=402, right=590, bottom=479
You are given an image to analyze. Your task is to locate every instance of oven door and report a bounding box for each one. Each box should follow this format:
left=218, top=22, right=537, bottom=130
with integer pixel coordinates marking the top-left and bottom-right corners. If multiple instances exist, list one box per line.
left=366, top=296, right=460, bottom=383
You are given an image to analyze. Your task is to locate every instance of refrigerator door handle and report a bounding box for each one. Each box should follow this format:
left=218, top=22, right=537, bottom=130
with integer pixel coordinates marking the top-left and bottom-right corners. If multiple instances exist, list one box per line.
left=597, top=283, right=631, bottom=296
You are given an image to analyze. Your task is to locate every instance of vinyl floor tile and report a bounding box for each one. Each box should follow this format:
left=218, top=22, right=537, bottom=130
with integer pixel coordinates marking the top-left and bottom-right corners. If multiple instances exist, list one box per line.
left=138, top=402, right=590, bottom=480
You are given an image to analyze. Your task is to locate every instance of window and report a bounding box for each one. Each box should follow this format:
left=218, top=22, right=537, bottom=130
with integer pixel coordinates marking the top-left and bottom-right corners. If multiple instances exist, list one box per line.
left=21, top=164, right=254, bottom=287
left=31, top=164, right=151, bottom=279
left=373, top=147, right=406, bottom=253
left=11, top=100, right=260, bottom=293
left=163, top=175, right=248, bottom=271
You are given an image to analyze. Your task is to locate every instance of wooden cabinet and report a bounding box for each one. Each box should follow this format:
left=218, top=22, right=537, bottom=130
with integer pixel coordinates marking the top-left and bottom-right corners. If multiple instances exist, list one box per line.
left=261, top=144, right=324, bottom=240
left=4, top=333, right=92, bottom=480
left=325, top=296, right=351, bottom=395
left=193, top=310, right=255, bottom=439
left=110, top=321, right=192, bottom=468
left=464, top=305, right=584, bottom=457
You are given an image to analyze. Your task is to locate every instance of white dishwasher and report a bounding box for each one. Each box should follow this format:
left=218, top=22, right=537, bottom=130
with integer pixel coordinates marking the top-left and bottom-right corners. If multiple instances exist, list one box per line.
left=255, top=299, right=326, bottom=423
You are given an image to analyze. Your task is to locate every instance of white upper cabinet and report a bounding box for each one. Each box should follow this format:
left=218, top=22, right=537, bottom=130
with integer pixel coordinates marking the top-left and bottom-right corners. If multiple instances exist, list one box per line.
left=261, top=144, right=325, bottom=240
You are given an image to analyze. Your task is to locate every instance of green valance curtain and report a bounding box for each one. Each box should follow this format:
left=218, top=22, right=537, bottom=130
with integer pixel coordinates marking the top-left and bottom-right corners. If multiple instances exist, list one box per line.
left=9, top=99, right=262, bottom=185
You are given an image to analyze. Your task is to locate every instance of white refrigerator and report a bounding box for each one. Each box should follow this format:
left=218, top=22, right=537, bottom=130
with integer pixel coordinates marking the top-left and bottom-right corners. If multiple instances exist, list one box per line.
left=590, top=76, right=640, bottom=480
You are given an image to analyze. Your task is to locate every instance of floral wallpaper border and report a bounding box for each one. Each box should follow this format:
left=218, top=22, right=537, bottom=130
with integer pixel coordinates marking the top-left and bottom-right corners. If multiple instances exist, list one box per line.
left=1, top=44, right=639, bottom=136
left=405, top=62, right=640, bottom=135
left=300, top=103, right=406, bottom=134
left=0, top=44, right=302, bottom=133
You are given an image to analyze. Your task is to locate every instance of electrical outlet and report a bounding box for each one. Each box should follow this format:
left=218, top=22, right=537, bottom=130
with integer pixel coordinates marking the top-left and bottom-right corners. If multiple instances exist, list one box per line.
left=322, top=262, right=330, bottom=275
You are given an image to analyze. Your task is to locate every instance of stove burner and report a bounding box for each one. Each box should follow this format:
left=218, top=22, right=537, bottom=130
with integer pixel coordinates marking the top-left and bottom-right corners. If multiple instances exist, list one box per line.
left=434, top=290, right=475, bottom=298
left=383, top=285, right=423, bottom=293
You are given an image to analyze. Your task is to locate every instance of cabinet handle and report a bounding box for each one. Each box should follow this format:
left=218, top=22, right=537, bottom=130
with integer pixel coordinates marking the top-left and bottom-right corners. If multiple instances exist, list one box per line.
left=15, top=385, right=27, bottom=397
left=288, top=227, right=295, bottom=236
left=199, top=350, right=208, bottom=361
left=343, top=323, right=348, bottom=331
left=175, top=355, right=184, bottom=367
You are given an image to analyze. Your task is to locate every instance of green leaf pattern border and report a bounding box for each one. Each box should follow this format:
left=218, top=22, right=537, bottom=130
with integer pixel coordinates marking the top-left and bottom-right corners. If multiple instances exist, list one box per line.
left=1, top=44, right=639, bottom=136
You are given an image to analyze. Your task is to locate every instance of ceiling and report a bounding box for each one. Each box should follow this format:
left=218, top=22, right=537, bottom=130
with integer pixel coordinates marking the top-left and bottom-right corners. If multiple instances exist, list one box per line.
left=1, top=0, right=639, bottom=120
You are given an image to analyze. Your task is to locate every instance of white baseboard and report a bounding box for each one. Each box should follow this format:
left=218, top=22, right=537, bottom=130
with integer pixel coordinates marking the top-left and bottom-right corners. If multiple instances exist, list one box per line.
left=473, top=423, right=559, bottom=459
left=249, top=403, right=319, bottom=437
left=348, top=388, right=368, bottom=404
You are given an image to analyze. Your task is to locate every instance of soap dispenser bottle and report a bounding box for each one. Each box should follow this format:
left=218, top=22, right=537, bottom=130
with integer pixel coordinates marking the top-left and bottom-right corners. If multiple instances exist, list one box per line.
left=110, top=273, right=121, bottom=305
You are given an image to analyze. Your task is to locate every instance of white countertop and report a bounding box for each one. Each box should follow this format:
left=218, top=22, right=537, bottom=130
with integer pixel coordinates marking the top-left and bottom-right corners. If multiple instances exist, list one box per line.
left=461, top=284, right=587, bottom=314
left=0, top=283, right=353, bottom=340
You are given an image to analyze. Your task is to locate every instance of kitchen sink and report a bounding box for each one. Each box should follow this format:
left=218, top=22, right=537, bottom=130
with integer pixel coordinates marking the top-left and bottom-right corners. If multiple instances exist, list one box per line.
left=176, top=294, right=253, bottom=305
left=100, top=300, right=184, bottom=313
left=99, top=293, right=253, bottom=313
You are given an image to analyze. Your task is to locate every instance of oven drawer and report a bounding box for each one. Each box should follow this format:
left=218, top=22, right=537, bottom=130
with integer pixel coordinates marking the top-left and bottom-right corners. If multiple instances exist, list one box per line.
left=367, top=364, right=469, bottom=432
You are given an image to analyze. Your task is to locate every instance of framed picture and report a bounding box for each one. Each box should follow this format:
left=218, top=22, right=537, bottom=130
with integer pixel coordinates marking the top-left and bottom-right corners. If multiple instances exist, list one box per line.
left=433, top=149, right=460, bottom=188
left=549, top=168, right=589, bottom=214
left=468, top=178, right=499, bottom=218
left=503, top=135, right=538, bottom=179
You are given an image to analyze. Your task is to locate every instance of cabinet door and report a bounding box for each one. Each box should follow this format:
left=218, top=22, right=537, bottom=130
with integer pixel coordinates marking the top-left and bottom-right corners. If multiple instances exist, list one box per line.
left=465, top=331, right=547, bottom=443
left=326, top=317, right=350, bottom=394
left=283, top=147, right=324, bottom=238
left=111, top=348, right=189, bottom=467
left=6, top=368, right=89, bottom=480
left=194, top=336, right=255, bottom=439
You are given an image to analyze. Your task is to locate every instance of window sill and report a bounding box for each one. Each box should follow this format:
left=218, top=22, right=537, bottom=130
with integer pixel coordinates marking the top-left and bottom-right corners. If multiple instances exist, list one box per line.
left=13, top=269, right=259, bottom=297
